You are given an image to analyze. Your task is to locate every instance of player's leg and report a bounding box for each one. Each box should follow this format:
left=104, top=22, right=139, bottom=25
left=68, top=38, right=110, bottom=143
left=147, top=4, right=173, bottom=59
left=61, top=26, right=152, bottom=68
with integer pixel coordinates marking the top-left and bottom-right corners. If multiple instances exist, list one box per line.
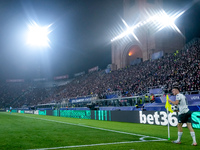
left=177, top=113, right=183, bottom=142
left=187, top=111, right=197, bottom=145
left=177, top=123, right=183, bottom=132
left=177, top=123, right=183, bottom=142
left=173, top=113, right=184, bottom=144
left=187, top=123, right=194, bottom=132
left=187, top=118, right=197, bottom=146
left=173, top=123, right=183, bottom=144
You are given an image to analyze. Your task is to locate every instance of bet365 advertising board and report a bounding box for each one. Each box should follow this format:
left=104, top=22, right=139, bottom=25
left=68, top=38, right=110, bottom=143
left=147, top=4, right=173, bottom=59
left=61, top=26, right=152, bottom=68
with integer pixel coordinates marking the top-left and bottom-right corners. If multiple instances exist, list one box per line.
left=12, top=109, right=200, bottom=129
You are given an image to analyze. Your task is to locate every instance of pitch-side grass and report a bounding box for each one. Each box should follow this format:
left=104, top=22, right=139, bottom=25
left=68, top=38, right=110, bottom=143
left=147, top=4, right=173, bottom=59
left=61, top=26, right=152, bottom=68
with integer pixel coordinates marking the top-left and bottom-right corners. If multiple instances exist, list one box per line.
left=0, top=112, right=199, bottom=150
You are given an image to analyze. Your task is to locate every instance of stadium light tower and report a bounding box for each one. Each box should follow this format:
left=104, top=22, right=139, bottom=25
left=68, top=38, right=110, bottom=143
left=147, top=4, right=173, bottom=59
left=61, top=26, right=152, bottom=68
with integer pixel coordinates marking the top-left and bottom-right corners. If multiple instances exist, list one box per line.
left=26, top=21, right=52, bottom=48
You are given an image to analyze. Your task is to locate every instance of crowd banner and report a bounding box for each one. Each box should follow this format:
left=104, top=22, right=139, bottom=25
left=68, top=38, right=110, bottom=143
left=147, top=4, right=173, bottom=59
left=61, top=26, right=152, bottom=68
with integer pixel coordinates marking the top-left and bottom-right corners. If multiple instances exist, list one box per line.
left=54, top=75, right=69, bottom=80
left=105, top=68, right=111, bottom=74
left=74, top=71, right=85, bottom=77
left=88, top=66, right=99, bottom=73
left=105, top=64, right=111, bottom=73
left=69, top=96, right=98, bottom=103
left=151, top=51, right=164, bottom=60
left=6, top=79, right=24, bottom=82
left=149, top=88, right=163, bottom=94
left=33, top=78, right=47, bottom=82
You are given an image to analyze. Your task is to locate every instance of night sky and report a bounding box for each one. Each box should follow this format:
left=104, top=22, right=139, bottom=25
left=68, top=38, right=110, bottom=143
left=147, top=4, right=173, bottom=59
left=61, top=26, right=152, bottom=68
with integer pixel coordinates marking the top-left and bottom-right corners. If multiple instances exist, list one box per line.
left=0, top=0, right=199, bottom=80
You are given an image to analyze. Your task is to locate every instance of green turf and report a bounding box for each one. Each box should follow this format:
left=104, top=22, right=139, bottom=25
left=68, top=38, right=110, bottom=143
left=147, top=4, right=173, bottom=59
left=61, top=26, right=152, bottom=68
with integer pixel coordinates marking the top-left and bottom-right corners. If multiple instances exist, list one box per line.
left=0, top=112, right=199, bottom=150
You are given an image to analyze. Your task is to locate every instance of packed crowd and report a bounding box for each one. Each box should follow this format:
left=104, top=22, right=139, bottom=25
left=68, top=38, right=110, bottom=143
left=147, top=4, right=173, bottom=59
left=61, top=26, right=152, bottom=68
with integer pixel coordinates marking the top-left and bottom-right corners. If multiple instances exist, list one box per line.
left=59, top=39, right=200, bottom=98
left=0, top=82, right=29, bottom=108
left=0, top=39, right=199, bottom=108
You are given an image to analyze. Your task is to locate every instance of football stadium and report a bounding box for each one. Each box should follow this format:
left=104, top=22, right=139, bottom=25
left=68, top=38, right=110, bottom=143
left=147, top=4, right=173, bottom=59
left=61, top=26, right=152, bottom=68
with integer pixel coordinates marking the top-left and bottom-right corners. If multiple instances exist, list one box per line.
left=0, top=0, right=200, bottom=150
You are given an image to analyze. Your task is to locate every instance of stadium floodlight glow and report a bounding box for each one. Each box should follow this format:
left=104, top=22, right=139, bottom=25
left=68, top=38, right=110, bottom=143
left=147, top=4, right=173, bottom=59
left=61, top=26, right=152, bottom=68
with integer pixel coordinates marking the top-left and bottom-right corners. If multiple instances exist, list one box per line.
left=111, top=9, right=186, bottom=42
left=27, top=21, right=52, bottom=48
left=122, top=19, right=140, bottom=43
left=160, top=15, right=173, bottom=26
left=154, top=9, right=185, bottom=36
left=111, top=20, right=145, bottom=42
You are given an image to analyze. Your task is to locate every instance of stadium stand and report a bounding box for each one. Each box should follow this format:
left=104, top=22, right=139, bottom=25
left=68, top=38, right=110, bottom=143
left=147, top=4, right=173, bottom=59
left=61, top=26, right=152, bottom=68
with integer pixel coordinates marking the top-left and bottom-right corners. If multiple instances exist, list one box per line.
left=0, top=38, right=200, bottom=109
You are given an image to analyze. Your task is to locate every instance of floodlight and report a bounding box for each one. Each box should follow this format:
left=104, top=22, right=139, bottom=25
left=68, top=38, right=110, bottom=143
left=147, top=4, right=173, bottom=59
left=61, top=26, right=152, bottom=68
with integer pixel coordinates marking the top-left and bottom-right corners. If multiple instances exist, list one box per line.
left=27, top=21, right=52, bottom=48
left=111, top=19, right=141, bottom=43
left=154, top=10, right=185, bottom=35
left=111, top=9, right=186, bottom=42
left=159, top=14, right=174, bottom=26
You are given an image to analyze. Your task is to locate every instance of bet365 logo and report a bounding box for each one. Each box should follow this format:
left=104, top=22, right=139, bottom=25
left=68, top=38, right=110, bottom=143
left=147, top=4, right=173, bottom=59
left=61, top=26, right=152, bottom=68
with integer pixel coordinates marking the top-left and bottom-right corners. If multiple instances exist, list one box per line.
left=192, top=112, right=200, bottom=129
left=139, top=111, right=178, bottom=126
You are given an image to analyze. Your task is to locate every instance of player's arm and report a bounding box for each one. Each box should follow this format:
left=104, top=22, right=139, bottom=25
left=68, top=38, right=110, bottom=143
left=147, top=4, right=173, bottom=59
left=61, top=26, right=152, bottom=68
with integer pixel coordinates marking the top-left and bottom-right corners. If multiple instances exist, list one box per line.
left=168, top=99, right=179, bottom=105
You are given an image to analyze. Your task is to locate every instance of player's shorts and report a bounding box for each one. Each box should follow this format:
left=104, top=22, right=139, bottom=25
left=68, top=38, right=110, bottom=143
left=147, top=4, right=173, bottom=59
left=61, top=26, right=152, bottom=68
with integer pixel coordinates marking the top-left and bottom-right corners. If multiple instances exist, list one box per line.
left=178, top=111, right=192, bottom=123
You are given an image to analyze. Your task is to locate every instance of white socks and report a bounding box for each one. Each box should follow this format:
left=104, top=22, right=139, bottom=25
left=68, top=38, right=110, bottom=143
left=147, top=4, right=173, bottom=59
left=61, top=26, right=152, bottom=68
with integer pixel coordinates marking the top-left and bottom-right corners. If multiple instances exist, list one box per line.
left=176, top=132, right=197, bottom=144
left=190, top=132, right=197, bottom=143
left=177, top=132, right=183, bottom=142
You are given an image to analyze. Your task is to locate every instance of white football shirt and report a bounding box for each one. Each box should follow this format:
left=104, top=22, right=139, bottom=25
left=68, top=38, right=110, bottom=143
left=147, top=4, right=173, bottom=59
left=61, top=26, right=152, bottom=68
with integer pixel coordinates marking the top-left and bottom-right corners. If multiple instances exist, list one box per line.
left=176, top=93, right=189, bottom=114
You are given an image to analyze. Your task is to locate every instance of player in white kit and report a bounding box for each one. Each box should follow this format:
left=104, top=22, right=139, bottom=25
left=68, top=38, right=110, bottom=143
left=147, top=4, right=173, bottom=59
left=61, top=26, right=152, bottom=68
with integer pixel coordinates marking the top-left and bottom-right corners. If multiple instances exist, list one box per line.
left=168, top=86, right=197, bottom=146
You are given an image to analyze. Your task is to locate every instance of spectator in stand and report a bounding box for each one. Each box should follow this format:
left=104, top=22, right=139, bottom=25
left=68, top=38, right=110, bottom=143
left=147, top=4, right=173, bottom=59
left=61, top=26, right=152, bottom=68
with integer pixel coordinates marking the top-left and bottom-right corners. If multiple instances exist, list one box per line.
left=150, top=93, right=155, bottom=103
left=0, top=39, right=199, bottom=108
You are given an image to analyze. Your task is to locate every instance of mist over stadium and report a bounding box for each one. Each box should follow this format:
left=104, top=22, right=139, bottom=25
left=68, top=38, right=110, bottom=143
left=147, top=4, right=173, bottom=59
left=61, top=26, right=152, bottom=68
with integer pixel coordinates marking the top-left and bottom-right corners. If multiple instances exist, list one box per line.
left=0, top=0, right=200, bottom=149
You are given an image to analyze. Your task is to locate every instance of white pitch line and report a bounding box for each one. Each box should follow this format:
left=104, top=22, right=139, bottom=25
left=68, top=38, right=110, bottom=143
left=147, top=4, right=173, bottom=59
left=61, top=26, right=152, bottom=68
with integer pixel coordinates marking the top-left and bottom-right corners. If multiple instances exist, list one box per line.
left=28, top=139, right=165, bottom=150
left=10, top=113, right=166, bottom=141
left=5, top=113, right=167, bottom=149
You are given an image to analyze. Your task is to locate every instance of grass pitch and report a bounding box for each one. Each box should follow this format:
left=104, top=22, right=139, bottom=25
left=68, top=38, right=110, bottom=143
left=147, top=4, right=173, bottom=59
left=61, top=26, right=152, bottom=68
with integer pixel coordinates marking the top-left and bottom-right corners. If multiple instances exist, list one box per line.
left=0, top=112, right=199, bottom=150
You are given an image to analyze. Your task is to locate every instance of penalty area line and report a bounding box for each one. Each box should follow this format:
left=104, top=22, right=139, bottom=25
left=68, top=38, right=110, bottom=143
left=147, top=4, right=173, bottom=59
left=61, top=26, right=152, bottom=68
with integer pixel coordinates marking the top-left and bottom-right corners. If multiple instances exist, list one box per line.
left=27, top=139, right=166, bottom=150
